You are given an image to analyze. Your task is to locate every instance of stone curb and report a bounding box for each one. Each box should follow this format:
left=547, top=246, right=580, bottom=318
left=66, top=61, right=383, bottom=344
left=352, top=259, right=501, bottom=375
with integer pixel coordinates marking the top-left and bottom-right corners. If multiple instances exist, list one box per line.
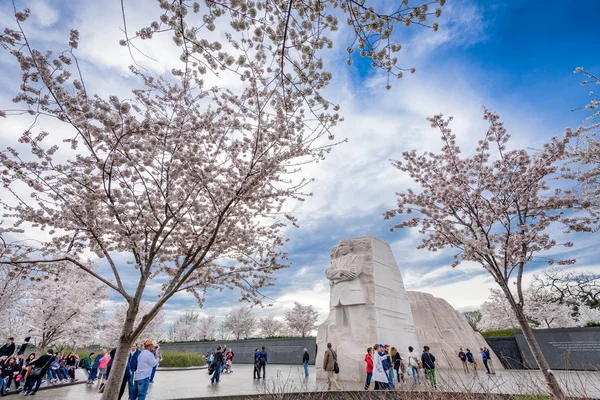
left=158, top=365, right=208, bottom=371
left=4, top=380, right=87, bottom=396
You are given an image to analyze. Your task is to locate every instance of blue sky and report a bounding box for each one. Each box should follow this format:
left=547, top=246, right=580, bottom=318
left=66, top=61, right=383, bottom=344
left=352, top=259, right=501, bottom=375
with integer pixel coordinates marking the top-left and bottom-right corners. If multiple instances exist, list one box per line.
left=1, top=0, right=599, bottom=327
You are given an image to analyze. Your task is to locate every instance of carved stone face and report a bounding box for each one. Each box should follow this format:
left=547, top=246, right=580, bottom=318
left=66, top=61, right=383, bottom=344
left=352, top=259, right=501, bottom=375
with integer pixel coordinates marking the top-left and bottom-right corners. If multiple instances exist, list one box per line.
left=336, top=241, right=351, bottom=257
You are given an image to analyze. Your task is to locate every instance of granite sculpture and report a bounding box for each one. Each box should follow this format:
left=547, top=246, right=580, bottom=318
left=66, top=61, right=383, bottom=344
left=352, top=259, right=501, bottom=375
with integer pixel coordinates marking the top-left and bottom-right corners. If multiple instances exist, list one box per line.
left=408, top=291, right=503, bottom=370
left=316, top=236, right=419, bottom=381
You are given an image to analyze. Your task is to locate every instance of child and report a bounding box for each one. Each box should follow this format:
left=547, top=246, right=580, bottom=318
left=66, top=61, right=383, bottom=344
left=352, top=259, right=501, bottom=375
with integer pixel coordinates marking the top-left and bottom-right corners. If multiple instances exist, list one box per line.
left=364, top=347, right=373, bottom=390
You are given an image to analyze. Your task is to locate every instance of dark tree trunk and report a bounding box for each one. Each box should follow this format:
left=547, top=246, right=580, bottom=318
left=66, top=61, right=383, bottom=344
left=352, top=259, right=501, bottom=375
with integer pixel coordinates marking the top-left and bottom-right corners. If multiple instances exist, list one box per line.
left=500, top=283, right=565, bottom=399
left=100, top=307, right=137, bottom=400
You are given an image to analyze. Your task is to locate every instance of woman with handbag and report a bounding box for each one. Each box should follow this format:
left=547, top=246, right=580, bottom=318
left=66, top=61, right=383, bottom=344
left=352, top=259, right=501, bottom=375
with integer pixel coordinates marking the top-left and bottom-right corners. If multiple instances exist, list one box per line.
left=407, top=346, right=421, bottom=384
left=22, top=349, right=54, bottom=396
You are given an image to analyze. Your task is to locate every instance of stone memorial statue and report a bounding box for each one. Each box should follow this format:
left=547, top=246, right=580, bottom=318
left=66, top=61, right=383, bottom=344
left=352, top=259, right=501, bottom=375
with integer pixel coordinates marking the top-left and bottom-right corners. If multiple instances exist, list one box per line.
left=316, top=236, right=419, bottom=382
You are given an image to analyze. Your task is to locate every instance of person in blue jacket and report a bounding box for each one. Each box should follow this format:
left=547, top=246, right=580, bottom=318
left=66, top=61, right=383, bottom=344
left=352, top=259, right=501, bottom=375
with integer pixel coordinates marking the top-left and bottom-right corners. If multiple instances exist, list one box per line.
left=127, top=343, right=141, bottom=399
left=465, top=348, right=477, bottom=372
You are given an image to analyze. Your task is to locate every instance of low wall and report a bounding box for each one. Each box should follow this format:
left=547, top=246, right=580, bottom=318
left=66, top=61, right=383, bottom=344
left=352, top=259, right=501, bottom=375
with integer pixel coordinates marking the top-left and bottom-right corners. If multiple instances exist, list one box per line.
left=514, top=327, right=600, bottom=370
left=160, top=337, right=317, bottom=365
left=484, top=337, right=524, bottom=369
left=485, top=327, right=600, bottom=370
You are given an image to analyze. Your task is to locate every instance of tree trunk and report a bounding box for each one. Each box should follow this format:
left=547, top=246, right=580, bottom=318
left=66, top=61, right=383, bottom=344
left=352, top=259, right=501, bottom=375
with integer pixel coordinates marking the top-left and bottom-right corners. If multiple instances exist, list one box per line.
left=100, top=308, right=137, bottom=400
left=501, top=285, right=565, bottom=399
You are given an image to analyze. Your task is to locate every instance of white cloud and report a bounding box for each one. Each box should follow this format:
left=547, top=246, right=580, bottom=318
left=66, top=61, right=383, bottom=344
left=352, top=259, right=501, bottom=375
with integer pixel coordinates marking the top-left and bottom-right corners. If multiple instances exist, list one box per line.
left=30, top=0, right=60, bottom=28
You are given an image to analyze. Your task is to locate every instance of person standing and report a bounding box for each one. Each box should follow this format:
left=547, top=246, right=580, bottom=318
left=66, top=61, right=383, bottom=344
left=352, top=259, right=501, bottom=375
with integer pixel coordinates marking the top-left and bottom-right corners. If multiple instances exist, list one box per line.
left=466, top=348, right=477, bottom=373
left=421, top=346, right=437, bottom=388
left=210, top=346, right=224, bottom=384
left=372, top=344, right=388, bottom=390
left=128, top=343, right=141, bottom=400
left=257, top=347, right=268, bottom=380
left=484, top=347, right=496, bottom=374
left=407, top=346, right=420, bottom=384
left=458, top=347, right=469, bottom=373
left=97, top=350, right=111, bottom=386
left=481, top=348, right=491, bottom=374
left=391, top=347, right=403, bottom=383
left=22, top=349, right=54, bottom=396
left=225, top=348, right=234, bottom=372
left=323, top=343, right=341, bottom=390
left=131, top=340, right=160, bottom=400
left=383, top=344, right=393, bottom=388
left=0, top=338, right=15, bottom=358
left=302, top=348, right=309, bottom=378
left=149, top=345, right=162, bottom=383
left=364, top=347, right=373, bottom=390
left=252, top=349, right=260, bottom=380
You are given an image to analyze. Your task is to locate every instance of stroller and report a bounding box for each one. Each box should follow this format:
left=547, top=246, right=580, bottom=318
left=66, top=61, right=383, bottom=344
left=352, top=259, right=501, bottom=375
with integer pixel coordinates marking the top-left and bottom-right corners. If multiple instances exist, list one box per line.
left=222, top=359, right=233, bottom=373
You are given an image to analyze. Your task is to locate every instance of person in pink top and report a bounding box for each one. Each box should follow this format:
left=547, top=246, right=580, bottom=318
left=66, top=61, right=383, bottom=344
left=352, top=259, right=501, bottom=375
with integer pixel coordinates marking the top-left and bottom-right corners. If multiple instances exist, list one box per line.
left=97, top=349, right=111, bottom=386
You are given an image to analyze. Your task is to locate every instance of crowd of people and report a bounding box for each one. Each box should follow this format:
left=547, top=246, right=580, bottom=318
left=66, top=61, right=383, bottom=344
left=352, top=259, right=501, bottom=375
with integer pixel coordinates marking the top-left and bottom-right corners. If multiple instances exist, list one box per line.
left=0, top=336, right=84, bottom=397
left=0, top=336, right=164, bottom=399
left=2, top=333, right=500, bottom=397
left=458, top=346, right=496, bottom=375
left=321, top=342, right=497, bottom=391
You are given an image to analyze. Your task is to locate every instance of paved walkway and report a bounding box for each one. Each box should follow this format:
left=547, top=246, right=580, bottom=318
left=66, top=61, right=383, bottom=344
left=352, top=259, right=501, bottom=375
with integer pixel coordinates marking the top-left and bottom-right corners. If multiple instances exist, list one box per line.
left=20, top=365, right=600, bottom=399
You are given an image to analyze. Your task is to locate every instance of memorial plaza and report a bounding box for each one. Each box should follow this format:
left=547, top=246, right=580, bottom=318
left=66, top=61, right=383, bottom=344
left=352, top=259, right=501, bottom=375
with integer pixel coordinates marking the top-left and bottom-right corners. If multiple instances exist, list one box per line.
left=21, top=364, right=600, bottom=399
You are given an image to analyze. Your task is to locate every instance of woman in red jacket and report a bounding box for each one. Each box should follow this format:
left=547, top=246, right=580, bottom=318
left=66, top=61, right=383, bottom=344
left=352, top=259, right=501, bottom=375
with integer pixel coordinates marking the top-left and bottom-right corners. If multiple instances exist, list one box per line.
left=364, top=347, right=374, bottom=390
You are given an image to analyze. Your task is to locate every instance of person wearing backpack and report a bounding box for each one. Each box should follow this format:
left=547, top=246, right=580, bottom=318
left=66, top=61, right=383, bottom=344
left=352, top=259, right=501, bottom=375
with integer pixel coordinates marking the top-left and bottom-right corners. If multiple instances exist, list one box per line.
left=407, top=346, right=420, bottom=384
left=257, top=347, right=268, bottom=380
left=480, top=348, right=491, bottom=374
left=421, top=346, right=437, bottom=388
left=323, top=343, right=341, bottom=390
left=484, top=347, right=495, bottom=374
left=458, top=347, right=469, bottom=373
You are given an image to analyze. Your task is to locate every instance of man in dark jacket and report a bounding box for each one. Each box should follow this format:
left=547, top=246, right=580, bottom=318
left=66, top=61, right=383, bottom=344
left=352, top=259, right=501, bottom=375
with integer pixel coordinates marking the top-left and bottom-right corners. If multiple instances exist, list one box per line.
left=127, top=343, right=140, bottom=399
left=421, top=346, right=437, bottom=388
left=302, top=348, right=310, bottom=377
left=0, top=338, right=15, bottom=358
left=23, top=349, right=54, bottom=396
left=253, top=348, right=260, bottom=379
left=210, top=346, right=224, bottom=384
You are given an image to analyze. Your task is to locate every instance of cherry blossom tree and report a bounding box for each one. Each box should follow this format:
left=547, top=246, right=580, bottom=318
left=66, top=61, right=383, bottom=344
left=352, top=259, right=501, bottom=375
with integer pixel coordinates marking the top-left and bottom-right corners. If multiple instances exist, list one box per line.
left=222, top=306, right=256, bottom=340
left=479, top=285, right=600, bottom=332
left=566, top=68, right=600, bottom=214
left=0, top=265, right=25, bottom=340
left=21, top=263, right=106, bottom=350
left=532, top=268, right=600, bottom=309
left=462, top=310, right=482, bottom=331
left=198, top=315, right=217, bottom=341
left=215, top=321, right=231, bottom=341
left=0, top=1, right=447, bottom=397
left=99, top=301, right=165, bottom=347
left=284, top=301, right=318, bottom=337
left=385, top=109, right=594, bottom=399
left=170, top=311, right=200, bottom=342
left=258, top=315, right=284, bottom=338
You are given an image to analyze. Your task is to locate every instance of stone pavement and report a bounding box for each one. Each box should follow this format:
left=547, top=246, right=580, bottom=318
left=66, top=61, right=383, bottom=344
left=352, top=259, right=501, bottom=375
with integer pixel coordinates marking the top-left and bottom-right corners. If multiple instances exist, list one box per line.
left=21, top=364, right=600, bottom=399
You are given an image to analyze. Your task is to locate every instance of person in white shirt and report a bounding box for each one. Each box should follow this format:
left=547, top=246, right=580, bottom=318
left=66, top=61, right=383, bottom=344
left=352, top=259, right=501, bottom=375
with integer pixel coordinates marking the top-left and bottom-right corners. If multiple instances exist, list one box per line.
left=130, top=340, right=160, bottom=400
